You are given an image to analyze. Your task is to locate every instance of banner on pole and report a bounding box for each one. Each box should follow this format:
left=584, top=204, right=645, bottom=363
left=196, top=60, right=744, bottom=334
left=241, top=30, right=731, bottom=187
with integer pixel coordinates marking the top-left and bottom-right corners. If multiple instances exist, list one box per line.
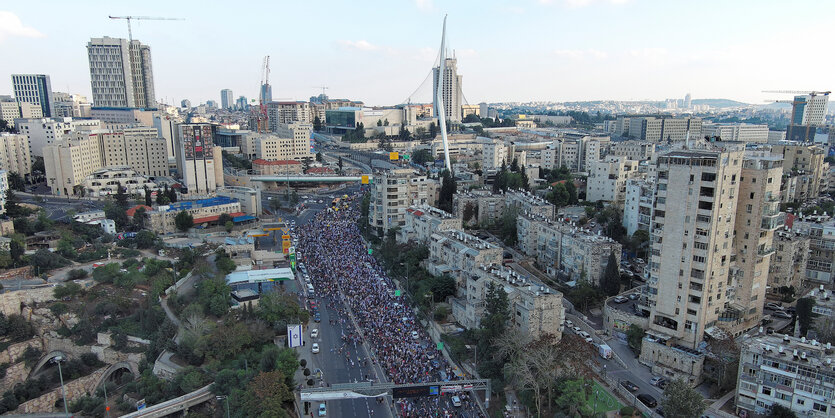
left=287, top=324, right=303, bottom=348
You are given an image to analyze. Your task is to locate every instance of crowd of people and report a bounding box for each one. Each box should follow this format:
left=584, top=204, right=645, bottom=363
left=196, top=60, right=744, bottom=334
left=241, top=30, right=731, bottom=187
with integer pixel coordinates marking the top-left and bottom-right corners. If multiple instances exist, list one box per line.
left=297, top=196, right=485, bottom=417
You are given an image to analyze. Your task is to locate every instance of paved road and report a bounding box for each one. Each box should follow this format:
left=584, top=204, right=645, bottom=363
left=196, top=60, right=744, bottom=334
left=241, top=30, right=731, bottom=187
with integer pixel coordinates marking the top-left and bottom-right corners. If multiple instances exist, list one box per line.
left=17, top=193, right=105, bottom=221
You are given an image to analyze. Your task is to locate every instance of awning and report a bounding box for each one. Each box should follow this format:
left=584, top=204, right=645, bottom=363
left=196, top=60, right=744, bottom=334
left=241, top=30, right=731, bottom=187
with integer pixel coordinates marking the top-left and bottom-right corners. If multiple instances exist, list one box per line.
left=193, top=214, right=220, bottom=224
left=233, top=215, right=256, bottom=223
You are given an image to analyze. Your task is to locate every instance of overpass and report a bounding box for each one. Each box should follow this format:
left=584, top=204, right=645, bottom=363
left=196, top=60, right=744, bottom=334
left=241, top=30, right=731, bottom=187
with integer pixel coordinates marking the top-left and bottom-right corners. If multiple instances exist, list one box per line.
left=119, top=384, right=214, bottom=417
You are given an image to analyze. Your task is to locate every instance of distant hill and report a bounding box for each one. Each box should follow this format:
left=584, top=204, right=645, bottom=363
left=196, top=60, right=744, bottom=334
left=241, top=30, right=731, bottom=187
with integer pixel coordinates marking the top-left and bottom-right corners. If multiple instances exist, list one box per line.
left=692, top=98, right=749, bottom=108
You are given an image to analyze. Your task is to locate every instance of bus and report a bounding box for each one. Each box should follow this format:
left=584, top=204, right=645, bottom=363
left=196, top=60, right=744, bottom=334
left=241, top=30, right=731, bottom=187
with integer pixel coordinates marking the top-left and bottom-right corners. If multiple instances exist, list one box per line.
left=331, top=197, right=341, bottom=207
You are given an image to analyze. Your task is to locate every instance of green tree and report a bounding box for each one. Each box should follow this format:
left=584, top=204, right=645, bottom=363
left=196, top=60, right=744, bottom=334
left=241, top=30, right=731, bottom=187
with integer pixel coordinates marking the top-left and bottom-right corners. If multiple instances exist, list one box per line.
left=626, top=324, right=645, bottom=353
left=337, top=156, right=343, bottom=171
left=767, top=404, right=798, bottom=418
left=103, top=201, right=129, bottom=230
left=218, top=213, right=233, bottom=226
left=7, top=172, right=25, bottom=191
left=132, top=206, right=148, bottom=230
left=241, top=370, right=293, bottom=417
left=256, top=291, right=309, bottom=332
left=462, top=202, right=476, bottom=223
left=411, top=149, right=433, bottom=165
left=796, top=297, right=816, bottom=337
left=135, top=230, right=157, bottom=249
left=313, top=115, right=322, bottom=131
left=4, top=189, right=27, bottom=218
left=565, top=180, right=578, bottom=204
left=29, top=249, right=71, bottom=273
left=438, top=169, right=456, bottom=213
left=224, top=221, right=234, bottom=233
left=315, top=152, right=323, bottom=162
left=174, top=211, right=194, bottom=232
left=601, top=252, right=620, bottom=295
left=56, top=233, right=78, bottom=259
left=660, top=379, right=706, bottom=418
left=548, top=183, right=570, bottom=207
left=398, top=125, right=411, bottom=141
left=428, top=122, right=438, bottom=138
left=197, top=276, right=231, bottom=317
left=114, top=183, right=129, bottom=210
left=555, top=379, right=593, bottom=417
left=144, top=186, right=152, bottom=206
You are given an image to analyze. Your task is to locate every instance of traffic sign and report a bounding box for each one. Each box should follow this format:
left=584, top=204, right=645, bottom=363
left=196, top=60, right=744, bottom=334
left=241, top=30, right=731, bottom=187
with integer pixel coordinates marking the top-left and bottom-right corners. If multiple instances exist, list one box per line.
left=389, top=152, right=399, bottom=160
left=361, top=175, right=369, bottom=184
left=394, top=290, right=401, bottom=297
left=437, top=342, right=444, bottom=350
left=282, top=234, right=291, bottom=241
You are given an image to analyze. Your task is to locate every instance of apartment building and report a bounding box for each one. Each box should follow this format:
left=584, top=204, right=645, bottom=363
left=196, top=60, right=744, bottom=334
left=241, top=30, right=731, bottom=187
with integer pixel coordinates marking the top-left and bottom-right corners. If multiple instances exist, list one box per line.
left=216, top=186, right=262, bottom=216
left=0, top=133, right=32, bottom=178
left=80, top=166, right=156, bottom=197
left=453, top=189, right=505, bottom=226
left=368, top=168, right=439, bottom=236
left=98, top=127, right=168, bottom=177
left=0, top=171, right=7, bottom=215
left=620, top=116, right=702, bottom=142
left=768, top=230, right=810, bottom=296
left=505, top=190, right=555, bottom=219
left=452, top=264, right=564, bottom=343
left=541, top=135, right=609, bottom=173
left=43, top=132, right=104, bottom=196
left=253, top=127, right=313, bottom=162
left=0, top=97, right=42, bottom=122
left=14, top=118, right=105, bottom=158
left=725, top=152, right=783, bottom=334
left=609, top=140, right=656, bottom=161
left=482, top=139, right=508, bottom=170
left=586, top=156, right=640, bottom=205
left=267, top=101, right=311, bottom=130
left=398, top=205, right=461, bottom=244
left=701, top=123, right=769, bottom=143
left=735, top=333, right=835, bottom=417
left=516, top=213, right=621, bottom=285
left=791, top=217, right=835, bottom=285
left=427, top=229, right=503, bottom=280
left=252, top=159, right=303, bottom=175
left=772, top=143, right=827, bottom=201
left=623, top=178, right=655, bottom=236
left=644, top=144, right=746, bottom=355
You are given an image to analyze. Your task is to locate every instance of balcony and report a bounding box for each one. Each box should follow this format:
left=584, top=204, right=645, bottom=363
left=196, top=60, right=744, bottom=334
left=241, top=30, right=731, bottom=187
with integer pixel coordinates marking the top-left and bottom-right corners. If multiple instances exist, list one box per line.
left=757, top=247, right=775, bottom=257
left=760, top=213, right=785, bottom=231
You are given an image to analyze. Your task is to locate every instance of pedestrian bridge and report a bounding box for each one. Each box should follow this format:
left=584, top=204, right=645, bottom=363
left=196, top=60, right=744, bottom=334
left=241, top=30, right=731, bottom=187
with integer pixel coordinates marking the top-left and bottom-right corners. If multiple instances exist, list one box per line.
left=249, top=175, right=373, bottom=183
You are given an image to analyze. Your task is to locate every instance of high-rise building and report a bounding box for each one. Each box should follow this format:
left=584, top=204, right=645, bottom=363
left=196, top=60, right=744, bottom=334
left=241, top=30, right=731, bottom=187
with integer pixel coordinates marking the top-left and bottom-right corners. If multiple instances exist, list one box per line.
left=175, top=123, right=222, bottom=195
left=236, top=96, right=248, bottom=111
left=0, top=171, right=8, bottom=215
left=180, top=99, right=191, bottom=109
left=266, top=101, right=311, bottom=130
left=14, top=118, right=105, bottom=158
left=0, top=133, right=32, bottom=178
left=221, top=89, right=233, bottom=110
left=368, top=168, right=439, bottom=236
left=0, top=97, right=42, bottom=122
left=206, top=100, right=218, bottom=109
left=11, top=74, right=54, bottom=117
left=260, top=84, right=272, bottom=104
left=432, top=57, right=463, bottom=123
left=87, top=37, right=155, bottom=108
left=684, top=93, right=692, bottom=109
left=790, top=93, right=829, bottom=126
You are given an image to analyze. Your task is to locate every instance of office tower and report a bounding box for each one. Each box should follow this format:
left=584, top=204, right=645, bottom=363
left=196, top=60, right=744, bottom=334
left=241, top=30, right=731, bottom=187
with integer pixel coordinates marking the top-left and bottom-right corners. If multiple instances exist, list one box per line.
left=175, top=123, right=221, bottom=195
left=221, top=89, right=233, bottom=110
left=236, top=96, right=248, bottom=111
left=432, top=57, right=463, bottom=123
left=11, top=74, right=54, bottom=117
left=260, top=84, right=272, bottom=104
left=684, top=93, right=692, bottom=109
left=0, top=97, right=42, bottom=122
left=181, top=99, right=191, bottom=109
left=790, top=93, right=829, bottom=126
left=87, top=37, right=155, bottom=108
left=645, top=144, right=745, bottom=350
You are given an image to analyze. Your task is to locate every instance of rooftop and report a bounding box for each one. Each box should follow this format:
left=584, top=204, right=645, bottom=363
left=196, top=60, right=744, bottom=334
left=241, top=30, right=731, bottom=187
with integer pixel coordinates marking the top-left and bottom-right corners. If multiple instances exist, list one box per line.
left=406, top=204, right=455, bottom=220
left=225, top=267, right=294, bottom=285
left=743, top=332, right=835, bottom=370
left=253, top=159, right=301, bottom=166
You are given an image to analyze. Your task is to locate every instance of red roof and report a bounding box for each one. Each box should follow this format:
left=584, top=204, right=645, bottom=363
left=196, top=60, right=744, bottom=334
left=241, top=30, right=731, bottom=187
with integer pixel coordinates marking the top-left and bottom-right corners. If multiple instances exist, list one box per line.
left=306, top=167, right=334, bottom=174
left=253, top=159, right=301, bottom=166
left=126, top=205, right=152, bottom=217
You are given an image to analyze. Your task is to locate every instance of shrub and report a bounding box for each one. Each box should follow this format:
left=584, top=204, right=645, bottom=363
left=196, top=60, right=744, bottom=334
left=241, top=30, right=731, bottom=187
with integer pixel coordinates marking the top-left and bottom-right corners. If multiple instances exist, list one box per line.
left=67, top=269, right=88, bottom=280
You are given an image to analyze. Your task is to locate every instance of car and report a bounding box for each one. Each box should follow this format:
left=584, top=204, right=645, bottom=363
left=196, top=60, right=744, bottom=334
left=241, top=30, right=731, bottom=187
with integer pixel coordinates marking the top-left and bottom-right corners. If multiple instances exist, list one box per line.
left=766, top=302, right=784, bottom=311
left=451, top=396, right=462, bottom=407
left=308, top=300, right=318, bottom=310
left=628, top=293, right=640, bottom=300
left=613, top=296, right=628, bottom=303
left=584, top=337, right=594, bottom=343
left=773, top=311, right=792, bottom=319
left=318, top=200, right=324, bottom=203
left=637, top=394, right=657, bottom=408
left=318, top=402, right=327, bottom=416
left=565, top=320, right=573, bottom=327
left=786, top=306, right=796, bottom=314
left=314, top=314, right=321, bottom=323
left=572, top=326, right=582, bottom=333
left=657, top=379, right=668, bottom=389
left=650, top=377, right=664, bottom=386
left=578, top=331, right=590, bottom=339
left=411, top=330, right=419, bottom=339
left=312, top=343, right=320, bottom=354
left=311, top=329, right=319, bottom=338
left=620, top=380, right=639, bottom=392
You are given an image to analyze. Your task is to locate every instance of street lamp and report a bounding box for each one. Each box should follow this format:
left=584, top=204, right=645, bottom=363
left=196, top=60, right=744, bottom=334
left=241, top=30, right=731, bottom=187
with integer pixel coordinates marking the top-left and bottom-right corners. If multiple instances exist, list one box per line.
left=466, top=344, right=478, bottom=371
left=50, top=355, right=69, bottom=417
left=216, top=395, right=230, bottom=418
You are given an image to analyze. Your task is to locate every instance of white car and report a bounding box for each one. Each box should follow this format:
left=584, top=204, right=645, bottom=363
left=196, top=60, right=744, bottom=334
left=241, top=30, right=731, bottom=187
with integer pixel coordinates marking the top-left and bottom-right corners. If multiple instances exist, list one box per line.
left=312, top=343, right=320, bottom=354
left=318, top=403, right=327, bottom=416
left=451, top=396, right=462, bottom=407
left=572, top=326, right=582, bottom=333
left=311, top=329, right=319, bottom=338
left=584, top=336, right=594, bottom=343
left=565, top=320, right=574, bottom=327
left=411, top=330, right=419, bottom=339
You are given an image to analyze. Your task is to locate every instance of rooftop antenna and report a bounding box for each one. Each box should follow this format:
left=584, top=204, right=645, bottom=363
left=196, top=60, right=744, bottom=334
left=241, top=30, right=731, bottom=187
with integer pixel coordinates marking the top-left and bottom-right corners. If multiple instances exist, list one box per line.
left=436, top=15, right=453, bottom=175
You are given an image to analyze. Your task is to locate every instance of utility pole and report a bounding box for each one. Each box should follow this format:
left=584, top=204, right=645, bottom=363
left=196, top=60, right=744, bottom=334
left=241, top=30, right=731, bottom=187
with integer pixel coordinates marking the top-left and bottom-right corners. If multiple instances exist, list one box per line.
left=52, top=356, right=69, bottom=417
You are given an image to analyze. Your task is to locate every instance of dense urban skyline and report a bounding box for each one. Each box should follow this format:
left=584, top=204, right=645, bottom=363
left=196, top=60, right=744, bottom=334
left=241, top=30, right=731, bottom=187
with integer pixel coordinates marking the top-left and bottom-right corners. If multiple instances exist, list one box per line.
left=1, top=1, right=834, bottom=106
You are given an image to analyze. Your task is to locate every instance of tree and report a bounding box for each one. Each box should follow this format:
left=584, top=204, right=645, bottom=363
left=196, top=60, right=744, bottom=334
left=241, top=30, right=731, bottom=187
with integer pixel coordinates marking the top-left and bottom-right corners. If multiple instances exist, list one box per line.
left=398, top=125, right=411, bottom=141
left=167, top=186, right=177, bottom=203
left=510, top=157, right=519, bottom=173
left=548, top=183, right=570, bottom=208
left=7, top=172, right=25, bottom=191
left=337, top=156, right=343, bottom=171
left=601, top=252, right=620, bottom=295
left=565, top=180, right=578, bottom=204
left=29, top=249, right=71, bottom=273
left=767, top=404, right=798, bottom=418
left=660, top=379, right=706, bottom=418
left=315, top=152, right=323, bottom=163
left=133, top=206, right=148, bottom=230
left=462, top=202, right=476, bottom=223
left=626, top=324, right=645, bottom=353
left=218, top=213, right=233, bottom=226
left=103, top=201, right=129, bottom=230
left=313, top=115, right=322, bottom=131
left=412, top=149, right=433, bottom=165
left=114, top=183, right=129, bottom=210
left=242, top=370, right=293, bottom=417
left=520, top=166, right=529, bottom=191
left=224, top=221, right=234, bottom=233
left=428, top=122, right=438, bottom=138
left=135, top=230, right=157, bottom=249
left=376, top=119, right=382, bottom=127
left=438, top=169, right=456, bottom=213
left=4, top=189, right=26, bottom=218
left=174, top=211, right=194, bottom=232
left=796, top=297, right=815, bottom=337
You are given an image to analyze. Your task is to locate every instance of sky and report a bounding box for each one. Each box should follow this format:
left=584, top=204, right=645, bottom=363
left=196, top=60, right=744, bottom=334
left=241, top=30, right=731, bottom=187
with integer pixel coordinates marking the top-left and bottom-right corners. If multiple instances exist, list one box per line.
left=1, top=0, right=833, bottom=107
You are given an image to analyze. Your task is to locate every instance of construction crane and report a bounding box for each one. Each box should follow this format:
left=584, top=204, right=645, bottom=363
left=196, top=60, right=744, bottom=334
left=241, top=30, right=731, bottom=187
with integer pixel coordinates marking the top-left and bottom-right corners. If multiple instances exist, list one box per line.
left=314, top=86, right=329, bottom=97
left=762, top=90, right=831, bottom=96
left=257, top=56, right=271, bottom=133
left=108, top=15, right=184, bottom=40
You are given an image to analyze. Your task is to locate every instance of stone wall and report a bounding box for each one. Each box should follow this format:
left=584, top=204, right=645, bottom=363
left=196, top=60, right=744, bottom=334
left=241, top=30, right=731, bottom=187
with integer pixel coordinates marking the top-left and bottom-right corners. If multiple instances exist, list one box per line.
left=14, top=367, right=106, bottom=414
left=603, top=303, right=649, bottom=339
left=44, top=336, right=141, bottom=365
left=638, top=338, right=704, bottom=386
left=0, top=361, right=31, bottom=392
left=0, top=338, right=43, bottom=364
left=0, top=287, right=56, bottom=316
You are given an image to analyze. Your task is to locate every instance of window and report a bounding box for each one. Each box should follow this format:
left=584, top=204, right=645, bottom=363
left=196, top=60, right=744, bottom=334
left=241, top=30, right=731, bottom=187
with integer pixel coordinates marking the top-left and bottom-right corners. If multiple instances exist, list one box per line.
left=813, top=403, right=827, bottom=412
left=761, top=387, right=771, bottom=396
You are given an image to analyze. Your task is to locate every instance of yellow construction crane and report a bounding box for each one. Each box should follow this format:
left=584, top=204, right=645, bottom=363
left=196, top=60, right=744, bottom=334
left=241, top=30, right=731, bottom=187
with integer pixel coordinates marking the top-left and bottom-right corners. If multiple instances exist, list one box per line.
left=108, top=15, right=184, bottom=40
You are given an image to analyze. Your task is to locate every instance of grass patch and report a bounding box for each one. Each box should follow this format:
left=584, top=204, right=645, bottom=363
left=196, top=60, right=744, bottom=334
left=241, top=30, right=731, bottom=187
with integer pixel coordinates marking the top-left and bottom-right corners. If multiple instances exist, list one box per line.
left=586, top=380, right=623, bottom=414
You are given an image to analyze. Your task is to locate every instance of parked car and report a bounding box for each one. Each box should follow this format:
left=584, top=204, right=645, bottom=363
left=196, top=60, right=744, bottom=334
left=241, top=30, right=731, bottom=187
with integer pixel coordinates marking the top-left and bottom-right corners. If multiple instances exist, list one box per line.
left=628, top=293, right=640, bottom=300
left=773, top=311, right=793, bottom=319
left=766, top=302, right=784, bottom=311
left=650, top=377, right=664, bottom=386
left=620, top=380, right=639, bottom=392
left=565, top=320, right=574, bottom=328
left=637, top=394, right=657, bottom=408
left=572, top=326, right=582, bottom=333
left=613, top=296, right=628, bottom=303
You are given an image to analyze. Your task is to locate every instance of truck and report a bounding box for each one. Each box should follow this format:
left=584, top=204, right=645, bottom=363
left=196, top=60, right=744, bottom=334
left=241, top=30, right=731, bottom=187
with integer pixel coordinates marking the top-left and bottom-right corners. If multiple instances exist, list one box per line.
left=598, top=343, right=613, bottom=359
